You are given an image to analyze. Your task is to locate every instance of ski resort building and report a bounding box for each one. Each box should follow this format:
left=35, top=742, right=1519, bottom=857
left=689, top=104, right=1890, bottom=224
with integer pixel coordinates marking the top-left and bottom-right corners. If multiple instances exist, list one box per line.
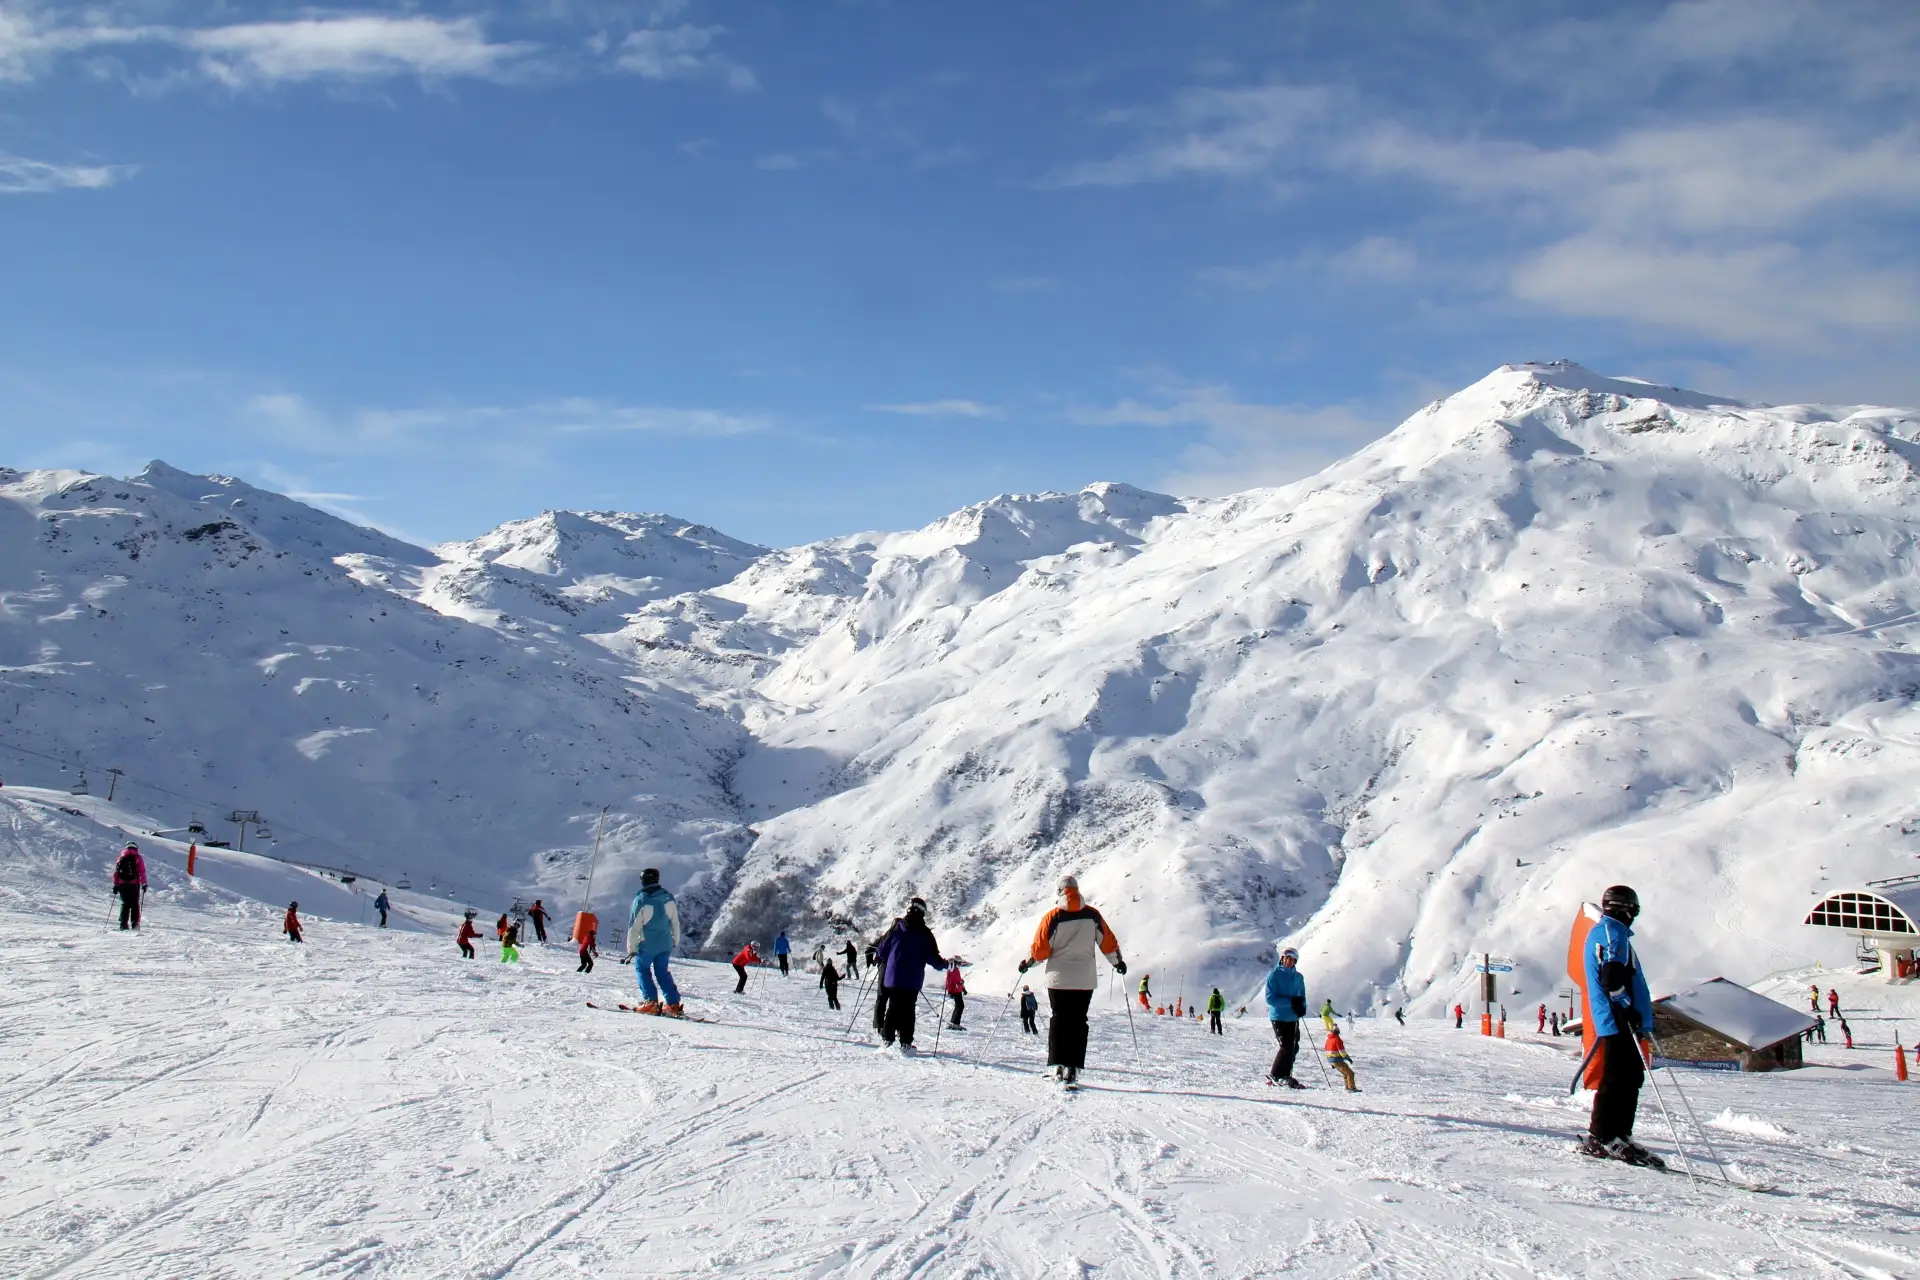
left=1803, top=879, right=1920, bottom=982
left=1648, top=979, right=1815, bottom=1073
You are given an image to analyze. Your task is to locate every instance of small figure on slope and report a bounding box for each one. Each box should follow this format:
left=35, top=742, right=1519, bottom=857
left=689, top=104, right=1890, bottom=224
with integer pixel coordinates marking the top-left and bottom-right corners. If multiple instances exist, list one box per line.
left=1827, top=988, right=1841, bottom=1017
left=875, top=898, right=950, bottom=1052
left=732, top=941, right=763, bottom=993
left=501, top=919, right=521, bottom=963
left=774, top=930, right=791, bottom=977
left=945, top=963, right=967, bottom=1029
left=1019, top=986, right=1039, bottom=1034
left=1325, top=1025, right=1361, bottom=1092
left=1019, top=875, right=1126, bottom=1088
left=1265, top=946, right=1307, bottom=1087
left=820, top=959, right=842, bottom=1010
left=1207, top=988, right=1225, bottom=1035
left=842, top=940, right=860, bottom=981
left=1137, top=973, right=1151, bottom=1011
left=111, top=843, right=147, bottom=931
left=626, top=868, right=683, bottom=1015
left=528, top=899, right=549, bottom=944
left=457, top=910, right=479, bottom=959
left=374, top=889, right=390, bottom=928
left=577, top=920, right=597, bottom=973
left=1578, top=884, right=1663, bottom=1168
left=1453, top=1003, right=1464, bottom=1030
left=284, top=902, right=303, bottom=944
left=1393, top=1007, right=1406, bottom=1028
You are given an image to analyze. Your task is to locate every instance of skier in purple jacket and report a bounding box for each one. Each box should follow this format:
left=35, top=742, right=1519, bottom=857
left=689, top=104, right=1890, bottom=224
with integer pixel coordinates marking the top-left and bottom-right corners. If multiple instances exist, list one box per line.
left=872, top=898, right=950, bottom=1053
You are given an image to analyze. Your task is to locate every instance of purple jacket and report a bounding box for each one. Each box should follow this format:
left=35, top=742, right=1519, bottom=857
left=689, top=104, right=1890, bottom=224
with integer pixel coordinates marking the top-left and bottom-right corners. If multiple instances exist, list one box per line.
left=876, top=916, right=947, bottom=992
left=112, top=849, right=147, bottom=890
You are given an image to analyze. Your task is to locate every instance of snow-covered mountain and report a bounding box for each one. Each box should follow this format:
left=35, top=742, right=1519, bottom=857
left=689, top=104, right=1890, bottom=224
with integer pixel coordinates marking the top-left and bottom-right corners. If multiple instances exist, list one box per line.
left=10, top=362, right=1920, bottom=1012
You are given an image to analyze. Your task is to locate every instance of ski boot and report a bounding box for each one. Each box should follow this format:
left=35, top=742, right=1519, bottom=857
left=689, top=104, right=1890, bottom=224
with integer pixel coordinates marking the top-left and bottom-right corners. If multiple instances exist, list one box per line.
left=634, top=1000, right=665, bottom=1015
left=1609, top=1139, right=1666, bottom=1169
left=662, top=1003, right=686, bottom=1018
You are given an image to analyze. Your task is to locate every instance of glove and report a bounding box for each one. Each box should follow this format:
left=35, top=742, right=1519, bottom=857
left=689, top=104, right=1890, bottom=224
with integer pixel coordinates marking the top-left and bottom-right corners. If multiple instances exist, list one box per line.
left=1113, top=959, right=1128, bottom=976
left=1017, top=959, right=1032, bottom=974
left=1292, top=996, right=1307, bottom=1018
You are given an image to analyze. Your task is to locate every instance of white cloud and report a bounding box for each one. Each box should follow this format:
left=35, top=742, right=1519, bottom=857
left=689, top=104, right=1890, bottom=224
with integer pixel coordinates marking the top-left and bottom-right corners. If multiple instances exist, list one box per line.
left=614, top=24, right=754, bottom=90
left=0, top=154, right=134, bottom=193
left=243, top=392, right=769, bottom=455
left=1202, top=235, right=1416, bottom=291
left=867, top=400, right=999, bottom=419
left=1047, top=84, right=1329, bottom=188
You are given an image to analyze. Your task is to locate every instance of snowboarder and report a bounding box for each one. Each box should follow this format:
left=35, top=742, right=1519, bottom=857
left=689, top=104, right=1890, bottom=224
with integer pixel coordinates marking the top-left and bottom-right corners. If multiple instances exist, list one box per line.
left=1827, top=988, right=1840, bottom=1017
left=1578, top=884, right=1662, bottom=1168
left=1019, top=986, right=1039, bottom=1034
left=842, top=940, right=859, bottom=981
left=284, top=902, right=303, bottom=944
left=1137, top=973, right=1152, bottom=1010
left=1207, top=988, right=1225, bottom=1034
left=501, top=920, right=520, bottom=963
left=945, top=964, right=967, bottom=1029
left=111, top=842, right=147, bottom=931
left=626, top=868, right=683, bottom=1014
left=374, top=889, right=390, bottom=928
left=577, top=920, right=597, bottom=973
left=457, top=910, right=480, bottom=959
left=775, top=931, right=791, bottom=976
left=875, top=898, right=950, bottom=1051
left=1018, top=874, right=1126, bottom=1088
left=529, top=899, right=549, bottom=944
left=1538, top=1003, right=1548, bottom=1034
left=1264, top=945, right=1307, bottom=1088
left=820, top=960, right=842, bottom=1010
left=1453, top=1003, right=1464, bottom=1029
left=1325, top=1026, right=1360, bottom=1092
left=732, top=941, right=762, bottom=993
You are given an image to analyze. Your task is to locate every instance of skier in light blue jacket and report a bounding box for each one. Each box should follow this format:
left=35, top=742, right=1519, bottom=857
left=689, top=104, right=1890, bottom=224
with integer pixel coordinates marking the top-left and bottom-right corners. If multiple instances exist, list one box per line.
left=626, top=868, right=684, bottom=1016
left=1579, top=885, right=1661, bottom=1166
left=1264, top=944, right=1308, bottom=1088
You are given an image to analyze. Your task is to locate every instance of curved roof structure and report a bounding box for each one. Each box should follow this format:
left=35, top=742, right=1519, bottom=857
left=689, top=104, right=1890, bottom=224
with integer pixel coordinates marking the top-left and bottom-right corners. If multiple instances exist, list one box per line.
left=1804, top=881, right=1920, bottom=940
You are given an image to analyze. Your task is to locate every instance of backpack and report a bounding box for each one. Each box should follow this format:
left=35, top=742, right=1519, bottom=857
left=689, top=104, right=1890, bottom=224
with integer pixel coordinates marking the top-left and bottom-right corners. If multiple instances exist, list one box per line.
left=115, top=852, right=139, bottom=883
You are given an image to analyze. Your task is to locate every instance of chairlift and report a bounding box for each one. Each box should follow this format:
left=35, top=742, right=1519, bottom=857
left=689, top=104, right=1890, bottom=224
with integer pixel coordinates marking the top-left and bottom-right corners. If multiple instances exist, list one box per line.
left=397, top=873, right=412, bottom=890
left=70, top=771, right=88, bottom=796
left=186, top=820, right=207, bottom=837
left=253, top=824, right=274, bottom=840
left=1856, top=937, right=1881, bottom=964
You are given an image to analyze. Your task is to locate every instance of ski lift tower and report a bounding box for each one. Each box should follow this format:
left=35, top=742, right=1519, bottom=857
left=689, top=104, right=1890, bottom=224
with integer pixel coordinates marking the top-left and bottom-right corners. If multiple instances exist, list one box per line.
left=228, top=810, right=261, bottom=852
left=1804, top=876, right=1920, bottom=982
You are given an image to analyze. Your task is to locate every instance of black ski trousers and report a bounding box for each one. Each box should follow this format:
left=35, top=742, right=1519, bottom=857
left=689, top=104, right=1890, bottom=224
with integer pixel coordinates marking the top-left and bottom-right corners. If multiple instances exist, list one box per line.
left=949, top=993, right=964, bottom=1027
left=1021, top=1009, right=1038, bottom=1034
left=880, top=985, right=918, bottom=1046
left=577, top=949, right=594, bottom=973
left=116, top=886, right=141, bottom=930
left=459, top=941, right=475, bottom=959
left=1269, top=1019, right=1301, bottom=1081
left=1047, top=988, right=1094, bottom=1069
left=377, top=908, right=388, bottom=928
left=824, top=985, right=840, bottom=1011
left=1589, top=1031, right=1645, bottom=1142
left=778, top=954, right=790, bottom=976
left=1209, top=1011, right=1223, bottom=1035
left=733, top=963, right=749, bottom=993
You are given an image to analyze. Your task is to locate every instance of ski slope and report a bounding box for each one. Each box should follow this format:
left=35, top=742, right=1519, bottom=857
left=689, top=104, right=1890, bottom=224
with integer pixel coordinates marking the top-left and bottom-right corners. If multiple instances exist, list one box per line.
left=6, top=795, right=1917, bottom=1280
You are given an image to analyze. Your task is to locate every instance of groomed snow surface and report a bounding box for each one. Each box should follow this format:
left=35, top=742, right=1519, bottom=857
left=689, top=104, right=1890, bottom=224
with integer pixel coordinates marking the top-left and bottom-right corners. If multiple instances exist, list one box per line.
left=7, top=794, right=1917, bottom=1280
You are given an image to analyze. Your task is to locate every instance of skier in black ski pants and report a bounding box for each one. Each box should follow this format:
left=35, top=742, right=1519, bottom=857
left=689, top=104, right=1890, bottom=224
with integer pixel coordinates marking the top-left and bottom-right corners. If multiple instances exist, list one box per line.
left=1579, top=885, right=1662, bottom=1167
left=820, top=961, right=842, bottom=1011
left=1264, top=945, right=1307, bottom=1087
left=842, top=941, right=859, bottom=981
left=1018, top=987, right=1039, bottom=1034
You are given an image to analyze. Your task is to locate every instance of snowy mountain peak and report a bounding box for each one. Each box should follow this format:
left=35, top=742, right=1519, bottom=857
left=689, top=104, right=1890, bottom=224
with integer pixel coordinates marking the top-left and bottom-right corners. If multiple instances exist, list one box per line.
left=132, top=460, right=434, bottom=566
left=439, top=508, right=765, bottom=586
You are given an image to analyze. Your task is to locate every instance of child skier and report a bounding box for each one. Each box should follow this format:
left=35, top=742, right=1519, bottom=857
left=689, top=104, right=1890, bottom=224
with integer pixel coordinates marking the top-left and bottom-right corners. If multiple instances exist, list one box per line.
left=457, top=911, right=480, bottom=959
left=1325, top=1026, right=1360, bottom=1092
left=1019, top=986, right=1039, bottom=1034
left=283, top=902, right=303, bottom=944
left=945, top=964, right=967, bottom=1028
left=501, top=920, right=521, bottom=963
left=820, top=960, right=842, bottom=1010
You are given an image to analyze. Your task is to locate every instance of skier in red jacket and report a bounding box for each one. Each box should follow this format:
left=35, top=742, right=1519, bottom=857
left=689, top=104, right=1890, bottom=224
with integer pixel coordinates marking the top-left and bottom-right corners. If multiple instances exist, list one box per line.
left=732, top=942, right=762, bottom=993
left=457, top=911, right=480, bottom=959
left=283, top=902, right=303, bottom=943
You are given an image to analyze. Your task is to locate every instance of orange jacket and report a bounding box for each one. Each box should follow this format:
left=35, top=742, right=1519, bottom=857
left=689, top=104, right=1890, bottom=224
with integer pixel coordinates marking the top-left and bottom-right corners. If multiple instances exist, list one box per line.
left=283, top=907, right=300, bottom=933
left=1028, top=885, right=1122, bottom=991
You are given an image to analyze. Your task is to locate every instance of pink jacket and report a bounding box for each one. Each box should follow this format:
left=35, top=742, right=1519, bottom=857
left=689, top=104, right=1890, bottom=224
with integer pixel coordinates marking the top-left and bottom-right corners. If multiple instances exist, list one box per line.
left=112, top=849, right=147, bottom=889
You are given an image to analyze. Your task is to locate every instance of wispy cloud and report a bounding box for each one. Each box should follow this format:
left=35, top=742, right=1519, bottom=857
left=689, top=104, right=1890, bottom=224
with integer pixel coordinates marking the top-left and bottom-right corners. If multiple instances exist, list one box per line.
left=867, top=399, right=999, bottom=419
left=615, top=23, right=754, bottom=91
left=0, top=154, right=134, bottom=193
left=244, top=392, right=770, bottom=456
left=1201, top=235, right=1416, bottom=292
left=1046, top=84, right=1329, bottom=189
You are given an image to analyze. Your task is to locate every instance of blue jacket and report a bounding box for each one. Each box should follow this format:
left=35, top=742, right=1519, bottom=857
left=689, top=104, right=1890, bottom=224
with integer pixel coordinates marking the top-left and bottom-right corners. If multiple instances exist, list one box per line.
left=876, top=917, right=947, bottom=992
left=374, top=892, right=389, bottom=909
left=1265, top=965, right=1307, bottom=1022
left=774, top=933, right=790, bottom=956
left=1583, top=914, right=1652, bottom=1037
left=627, top=886, right=680, bottom=957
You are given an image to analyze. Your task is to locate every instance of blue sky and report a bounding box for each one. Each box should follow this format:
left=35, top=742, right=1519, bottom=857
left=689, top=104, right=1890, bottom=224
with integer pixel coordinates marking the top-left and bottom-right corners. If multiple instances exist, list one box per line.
left=3, top=1, right=1917, bottom=547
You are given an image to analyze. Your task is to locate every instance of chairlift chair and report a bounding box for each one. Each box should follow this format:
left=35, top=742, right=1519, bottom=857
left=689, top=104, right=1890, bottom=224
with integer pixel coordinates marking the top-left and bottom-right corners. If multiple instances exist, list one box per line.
left=71, top=772, right=88, bottom=796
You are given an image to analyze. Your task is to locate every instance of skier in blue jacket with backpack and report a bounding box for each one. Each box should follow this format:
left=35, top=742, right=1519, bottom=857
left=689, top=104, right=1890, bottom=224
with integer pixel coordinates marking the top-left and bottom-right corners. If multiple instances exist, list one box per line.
left=1264, top=944, right=1308, bottom=1088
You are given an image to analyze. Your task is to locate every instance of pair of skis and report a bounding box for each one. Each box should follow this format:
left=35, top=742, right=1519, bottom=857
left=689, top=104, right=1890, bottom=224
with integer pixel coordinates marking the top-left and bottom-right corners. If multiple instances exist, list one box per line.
left=585, top=1000, right=716, bottom=1023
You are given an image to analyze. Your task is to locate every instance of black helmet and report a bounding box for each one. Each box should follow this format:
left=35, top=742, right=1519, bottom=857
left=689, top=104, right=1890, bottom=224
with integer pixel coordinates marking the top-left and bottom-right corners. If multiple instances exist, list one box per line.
left=1601, top=885, right=1641, bottom=922
left=641, top=867, right=660, bottom=887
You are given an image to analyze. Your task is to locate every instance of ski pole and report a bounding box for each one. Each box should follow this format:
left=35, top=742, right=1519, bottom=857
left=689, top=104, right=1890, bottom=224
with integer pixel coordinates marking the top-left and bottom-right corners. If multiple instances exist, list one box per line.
left=1567, top=1039, right=1603, bottom=1095
left=1649, top=1034, right=1736, bottom=1188
left=1122, top=978, right=1139, bottom=1056
left=843, top=968, right=876, bottom=1037
left=1639, top=1047, right=1700, bottom=1186
left=933, top=995, right=947, bottom=1055
left=1303, top=1026, right=1336, bottom=1090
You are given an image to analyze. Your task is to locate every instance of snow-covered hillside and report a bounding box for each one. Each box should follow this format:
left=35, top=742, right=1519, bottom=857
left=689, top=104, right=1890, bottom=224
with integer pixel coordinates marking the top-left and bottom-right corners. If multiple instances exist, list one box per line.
left=0, top=463, right=752, bottom=934
left=10, top=363, right=1920, bottom=1014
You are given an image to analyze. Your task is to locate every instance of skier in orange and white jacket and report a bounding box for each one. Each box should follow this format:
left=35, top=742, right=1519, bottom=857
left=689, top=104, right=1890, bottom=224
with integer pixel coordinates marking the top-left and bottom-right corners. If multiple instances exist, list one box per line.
left=1019, top=875, right=1126, bottom=1087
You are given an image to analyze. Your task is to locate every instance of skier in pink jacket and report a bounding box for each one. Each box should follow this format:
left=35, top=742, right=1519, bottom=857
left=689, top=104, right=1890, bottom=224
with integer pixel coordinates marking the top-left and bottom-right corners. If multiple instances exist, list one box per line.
left=111, top=843, right=147, bottom=930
